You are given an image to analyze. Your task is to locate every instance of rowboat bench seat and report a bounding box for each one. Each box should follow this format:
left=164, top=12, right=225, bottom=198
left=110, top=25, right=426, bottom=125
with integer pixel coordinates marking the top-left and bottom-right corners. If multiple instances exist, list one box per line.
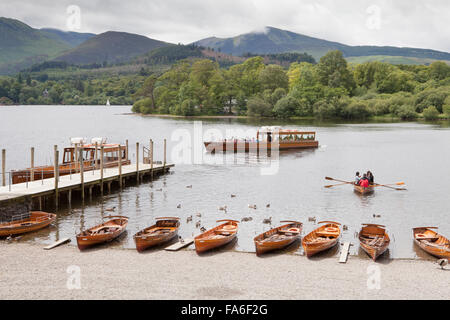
left=214, top=230, right=232, bottom=235
left=316, top=231, right=339, bottom=237
left=416, top=234, right=439, bottom=241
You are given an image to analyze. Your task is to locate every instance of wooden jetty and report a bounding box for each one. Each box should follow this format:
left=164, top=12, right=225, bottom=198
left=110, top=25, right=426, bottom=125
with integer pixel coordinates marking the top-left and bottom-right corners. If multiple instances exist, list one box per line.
left=0, top=139, right=173, bottom=211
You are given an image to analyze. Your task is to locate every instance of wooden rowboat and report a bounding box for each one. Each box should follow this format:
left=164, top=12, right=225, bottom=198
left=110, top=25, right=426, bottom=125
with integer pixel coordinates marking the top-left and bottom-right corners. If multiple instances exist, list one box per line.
left=194, top=220, right=239, bottom=254
left=302, top=221, right=341, bottom=257
left=134, top=217, right=180, bottom=252
left=413, top=227, right=450, bottom=259
left=354, top=184, right=375, bottom=195
left=359, top=224, right=390, bottom=261
left=254, top=221, right=303, bottom=255
left=76, top=216, right=128, bottom=250
left=0, top=211, right=56, bottom=237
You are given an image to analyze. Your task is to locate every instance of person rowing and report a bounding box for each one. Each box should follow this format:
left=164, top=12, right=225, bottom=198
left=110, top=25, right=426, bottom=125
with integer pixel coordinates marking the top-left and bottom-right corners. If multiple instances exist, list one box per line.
left=367, top=171, right=374, bottom=184
left=355, top=172, right=361, bottom=185
left=359, top=173, right=369, bottom=188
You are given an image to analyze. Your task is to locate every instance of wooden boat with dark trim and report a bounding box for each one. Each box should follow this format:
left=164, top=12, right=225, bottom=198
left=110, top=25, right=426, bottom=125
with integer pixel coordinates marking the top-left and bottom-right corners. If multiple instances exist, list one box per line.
left=204, top=126, right=318, bottom=153
left=254, top=221, right=303, bottom=255
left=11, top=137, right=130, bottom=184
left=354, top=184, right=375, bottom=195
left=0, top=211, right=56, bottom=237
left=76, top=216, right=128, bottom=250
left=359, top=224, right=390, bottom=261
left=134, top=217, right=180, bottom=252
left=302, top=221, right=341, bottom=257
left=194, top=220, right=239, bottom=254
left=413, top=227, right=450, bottom=259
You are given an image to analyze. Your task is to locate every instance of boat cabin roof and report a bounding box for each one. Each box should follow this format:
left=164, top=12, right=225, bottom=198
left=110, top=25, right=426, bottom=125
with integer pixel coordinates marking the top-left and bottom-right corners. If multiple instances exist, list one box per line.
left=257, top=127, right=316, bottom=135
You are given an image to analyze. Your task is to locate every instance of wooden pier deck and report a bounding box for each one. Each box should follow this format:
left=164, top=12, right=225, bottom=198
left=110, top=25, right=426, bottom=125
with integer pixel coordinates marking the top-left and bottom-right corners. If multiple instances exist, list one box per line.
left=0, top=163, right=174, bottom=206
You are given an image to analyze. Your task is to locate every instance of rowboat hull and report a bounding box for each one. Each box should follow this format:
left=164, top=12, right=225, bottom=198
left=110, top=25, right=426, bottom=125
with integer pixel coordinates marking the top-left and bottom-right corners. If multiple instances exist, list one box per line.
left=0, top=211, right=56, bottom=237
left=204, top=141, right=318, bottom=153
left=354, top=185, right=375, bottom=195
left=413, top=227, right=450, bottom=259
left=302, top=222, right=341, bottom=258
left=359, top=224, right=390, bottom=261
left=76, top=216, right=128, bottom=250
left=254, top=222, right=302, bottom=255
left=195, top=220, right=239, bottom=254
left=134, top=218, right=180, bottom=252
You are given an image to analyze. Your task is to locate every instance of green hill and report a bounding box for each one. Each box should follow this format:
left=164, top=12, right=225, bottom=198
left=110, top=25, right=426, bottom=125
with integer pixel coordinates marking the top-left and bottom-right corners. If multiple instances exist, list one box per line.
left=54, top=31, right=171, bottom=65
left=0, top=17, right=71, bottom=74
left=40, top=28, right=95, bottom=47
left=194, top=26, right=450, bottom=62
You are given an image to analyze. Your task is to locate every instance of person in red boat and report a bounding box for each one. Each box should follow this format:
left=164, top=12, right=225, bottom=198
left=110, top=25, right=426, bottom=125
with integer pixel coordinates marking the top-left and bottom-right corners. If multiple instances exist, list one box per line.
left=359, top=174, right=369, bottom=188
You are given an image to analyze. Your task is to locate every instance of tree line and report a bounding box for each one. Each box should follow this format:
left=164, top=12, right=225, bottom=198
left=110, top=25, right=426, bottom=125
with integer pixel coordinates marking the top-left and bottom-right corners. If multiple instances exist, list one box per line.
left=132, top=50, right=450, bottom=120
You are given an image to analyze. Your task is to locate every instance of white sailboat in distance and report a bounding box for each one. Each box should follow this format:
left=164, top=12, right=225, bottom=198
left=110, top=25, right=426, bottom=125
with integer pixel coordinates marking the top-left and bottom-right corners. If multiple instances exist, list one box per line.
left=106, top=99, right=110, bottom=106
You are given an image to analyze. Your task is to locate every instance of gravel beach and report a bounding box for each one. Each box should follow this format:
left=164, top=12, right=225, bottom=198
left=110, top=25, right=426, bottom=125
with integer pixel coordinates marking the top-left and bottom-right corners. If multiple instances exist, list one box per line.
left=0, top=242, right=448, bottom=300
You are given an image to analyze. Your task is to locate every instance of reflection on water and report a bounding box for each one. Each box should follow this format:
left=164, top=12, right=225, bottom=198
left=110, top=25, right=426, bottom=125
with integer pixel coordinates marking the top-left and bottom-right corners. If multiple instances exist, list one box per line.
left=1, top=106, right=450, bottom=259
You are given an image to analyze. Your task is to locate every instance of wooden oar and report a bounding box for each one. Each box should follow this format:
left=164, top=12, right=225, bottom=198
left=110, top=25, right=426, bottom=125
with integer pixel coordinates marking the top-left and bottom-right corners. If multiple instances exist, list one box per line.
left=324, top=182, right=353, bottom=188
left=372, top=183, right=407, bottom=191
left=325, top=177, right=353, bottom=184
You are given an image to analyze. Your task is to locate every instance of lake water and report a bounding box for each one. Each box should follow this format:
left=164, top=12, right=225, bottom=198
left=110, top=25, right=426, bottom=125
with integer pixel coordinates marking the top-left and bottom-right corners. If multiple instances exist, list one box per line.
left=1, top=105, right=449, bottom=259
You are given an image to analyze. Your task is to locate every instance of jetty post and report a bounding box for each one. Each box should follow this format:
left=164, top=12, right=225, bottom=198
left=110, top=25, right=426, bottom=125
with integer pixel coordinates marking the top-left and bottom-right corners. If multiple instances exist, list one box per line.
left=30, top=147, right=34, bottom=181
left=126, top=139, right=129, bottom=161
left=163, top=139, right=167, bottom=170
left=94, top=142, right=98, bottom=171
left=118, top=145, right=122, bottom=188
left=150, top=139, right=153, bottom=180
left=79, top=148, right=84, bottom=201
left=1, top=149, right=5, bottom=187
left=136, top=142, right=139, bottom=181
left=100, top=146, right=104, bottom=193
left=53, top=146, right=59, bottom=206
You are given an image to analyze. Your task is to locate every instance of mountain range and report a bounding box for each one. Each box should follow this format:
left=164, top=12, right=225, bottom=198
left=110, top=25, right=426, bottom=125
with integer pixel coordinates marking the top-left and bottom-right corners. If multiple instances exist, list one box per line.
left=1, top=17, right=450, bottom=75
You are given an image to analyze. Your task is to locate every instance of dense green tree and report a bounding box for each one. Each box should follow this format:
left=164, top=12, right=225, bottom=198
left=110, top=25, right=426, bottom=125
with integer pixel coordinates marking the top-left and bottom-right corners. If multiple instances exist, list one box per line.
left=317, top=50, right=355, bottom=92
left=246, top=96, right=272, bottom=117
left=259, top=64, right=289, bottom=92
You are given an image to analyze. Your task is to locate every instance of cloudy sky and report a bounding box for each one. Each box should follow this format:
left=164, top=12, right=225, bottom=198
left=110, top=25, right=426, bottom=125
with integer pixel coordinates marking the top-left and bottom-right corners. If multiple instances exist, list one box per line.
left=2, top=0, right=450, bottom=52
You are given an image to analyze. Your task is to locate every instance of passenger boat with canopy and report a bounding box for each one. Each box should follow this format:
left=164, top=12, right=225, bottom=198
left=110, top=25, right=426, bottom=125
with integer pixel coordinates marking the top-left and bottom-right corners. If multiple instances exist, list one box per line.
left=11, top=137, right=130, bottom=184
left=254, top=221, right=303, bottom=255
left=204, top=126, right=319, bottom=153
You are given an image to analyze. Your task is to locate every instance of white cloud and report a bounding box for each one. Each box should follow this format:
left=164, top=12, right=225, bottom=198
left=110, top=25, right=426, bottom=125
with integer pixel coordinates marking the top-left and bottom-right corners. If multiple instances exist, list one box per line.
left=1, top=0, right=449, bottom=52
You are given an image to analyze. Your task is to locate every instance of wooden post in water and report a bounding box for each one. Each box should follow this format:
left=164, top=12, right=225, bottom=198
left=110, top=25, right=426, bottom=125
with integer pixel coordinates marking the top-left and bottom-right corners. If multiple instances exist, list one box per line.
left=150, top=139, right=154, bottom=180
left=163, top=139, right=167, bottom=171
left=126, top=140, right=129, bottom=161
left=30, top=147, right=35, bottom=182
left=79, top=148, right=84, bottom=201
left=1, top=149, right=5, bottom=187
left=94, top=142, right=98, bottom=170
left=136, top=142, right=139, bottom=182
left=118, top=144, right=122, bottom=188
left=54, top=147, right=59, bottom=207
left=100, top=146, right=104, bottom=194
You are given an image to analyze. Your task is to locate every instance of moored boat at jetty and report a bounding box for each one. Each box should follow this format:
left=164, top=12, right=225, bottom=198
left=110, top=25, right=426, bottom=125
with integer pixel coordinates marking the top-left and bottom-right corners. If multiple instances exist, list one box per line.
left=354, top=184, right=375, bottom=195
left=0, top=211, right=56, bottom=237
left=11, top=137, right=130, bottom=184
left=76, top=216, right=128, bottom=250
left=194, top=220, right=239, bottom=254
left=204, top=126, right=319, bottom=153
left=359, top=224, right=390, bottom=261
left=254, top=221, right=303, bottom=255
left=413, top=227, right=450, bottom=259
left=302, top=221, right=341, bottom=257
left=134, top=217, right=180, bottom=252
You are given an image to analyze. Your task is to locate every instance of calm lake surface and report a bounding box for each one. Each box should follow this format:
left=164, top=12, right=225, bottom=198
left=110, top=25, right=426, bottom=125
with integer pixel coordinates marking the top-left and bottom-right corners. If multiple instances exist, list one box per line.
left=1, top=105, right=449, bottom=259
